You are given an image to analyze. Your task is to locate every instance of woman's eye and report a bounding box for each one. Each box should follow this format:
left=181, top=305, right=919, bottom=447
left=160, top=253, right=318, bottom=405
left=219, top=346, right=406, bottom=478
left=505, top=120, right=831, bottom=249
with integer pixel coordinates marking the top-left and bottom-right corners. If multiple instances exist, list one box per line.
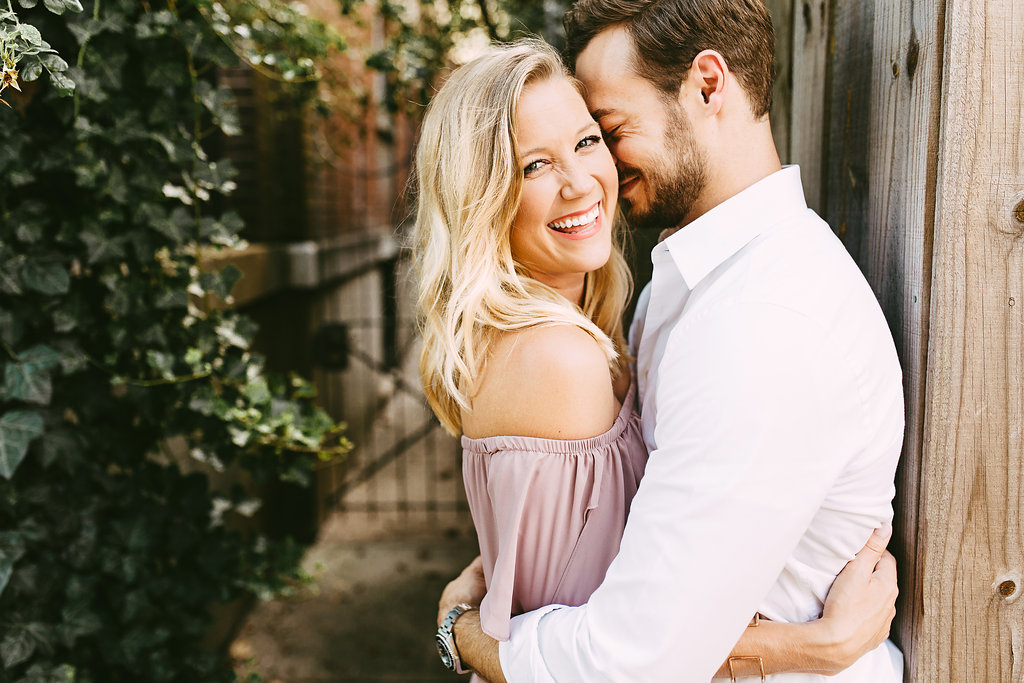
left=524, top=159, right=545, bottom=175
left=576, top=134, right=602, bottom=150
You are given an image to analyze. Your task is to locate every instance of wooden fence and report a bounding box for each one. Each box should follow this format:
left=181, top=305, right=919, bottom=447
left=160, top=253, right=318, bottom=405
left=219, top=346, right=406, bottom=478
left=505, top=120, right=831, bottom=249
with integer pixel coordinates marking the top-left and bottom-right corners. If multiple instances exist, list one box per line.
left=766, top=0, right=1023, bottom=679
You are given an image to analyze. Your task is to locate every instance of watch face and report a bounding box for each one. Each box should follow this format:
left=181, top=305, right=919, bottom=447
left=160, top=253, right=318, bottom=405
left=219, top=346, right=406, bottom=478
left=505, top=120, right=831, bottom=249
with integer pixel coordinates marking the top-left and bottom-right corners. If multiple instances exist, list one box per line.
left=435, top=634, right=455, bottom=670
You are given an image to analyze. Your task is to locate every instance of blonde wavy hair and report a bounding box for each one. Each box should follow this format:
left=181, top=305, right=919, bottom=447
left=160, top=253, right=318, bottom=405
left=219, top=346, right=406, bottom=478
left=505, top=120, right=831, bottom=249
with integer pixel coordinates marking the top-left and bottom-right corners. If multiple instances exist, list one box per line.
left=412, top=38, right=632, bottom=435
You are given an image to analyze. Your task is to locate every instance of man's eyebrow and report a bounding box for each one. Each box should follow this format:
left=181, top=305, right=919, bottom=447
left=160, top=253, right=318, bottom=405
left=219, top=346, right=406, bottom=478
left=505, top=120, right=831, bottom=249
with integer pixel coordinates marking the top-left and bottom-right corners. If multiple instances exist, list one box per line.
left=519, top=122, right=600, bottom=159
left=589, top=108, right=616, bottom=120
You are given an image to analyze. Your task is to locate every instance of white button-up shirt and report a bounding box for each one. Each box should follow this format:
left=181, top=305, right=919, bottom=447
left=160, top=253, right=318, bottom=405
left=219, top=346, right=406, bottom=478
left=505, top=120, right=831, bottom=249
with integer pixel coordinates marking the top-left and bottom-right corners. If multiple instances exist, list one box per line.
left=498, top=167, right=904, bottom=682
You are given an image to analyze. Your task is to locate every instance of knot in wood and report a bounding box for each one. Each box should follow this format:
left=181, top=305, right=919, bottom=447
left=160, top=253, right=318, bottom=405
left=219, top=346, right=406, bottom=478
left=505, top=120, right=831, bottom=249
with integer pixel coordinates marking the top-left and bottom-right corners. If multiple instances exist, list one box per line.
left=905, top=33, right=920, bottom=81
left=1014, top=200, right=1024, bottom=223
left=999, top=580, right=1016, bottom=597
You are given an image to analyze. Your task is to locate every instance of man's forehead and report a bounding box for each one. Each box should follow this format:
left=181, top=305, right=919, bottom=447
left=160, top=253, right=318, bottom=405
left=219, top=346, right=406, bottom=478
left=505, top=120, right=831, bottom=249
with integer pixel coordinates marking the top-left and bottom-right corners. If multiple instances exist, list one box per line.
left=575, top=26, right=633, bottom=79
left=574, top=26, right=645, bottom=113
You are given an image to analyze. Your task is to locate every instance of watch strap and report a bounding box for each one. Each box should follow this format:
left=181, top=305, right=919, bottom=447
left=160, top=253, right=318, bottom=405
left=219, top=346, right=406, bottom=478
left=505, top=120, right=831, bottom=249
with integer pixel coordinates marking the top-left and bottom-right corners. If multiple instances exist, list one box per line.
left=438, top=602, right=477, bottom=674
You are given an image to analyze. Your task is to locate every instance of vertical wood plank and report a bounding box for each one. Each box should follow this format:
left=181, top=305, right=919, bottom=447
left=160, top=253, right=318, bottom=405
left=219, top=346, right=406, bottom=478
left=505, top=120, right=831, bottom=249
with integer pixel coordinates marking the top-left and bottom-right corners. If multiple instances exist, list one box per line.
left=822, top=0, right=873, bottom=254
left=921, top=0, right=1024, bottom=680
left=864, top=1, right=945, bottom=678
left=764, top=0, right=793, bottom=163
left=789, top=0, right=830, bottom=212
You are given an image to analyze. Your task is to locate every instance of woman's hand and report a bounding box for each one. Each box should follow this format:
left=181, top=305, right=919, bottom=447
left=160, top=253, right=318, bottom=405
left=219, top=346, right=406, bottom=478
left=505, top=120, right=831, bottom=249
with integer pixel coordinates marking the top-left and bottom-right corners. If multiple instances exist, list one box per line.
left=715, top=526, right=898, bottom=679
left=437, top=555, right=486, bottom=626
left=815, top=524, right=898, bottom=672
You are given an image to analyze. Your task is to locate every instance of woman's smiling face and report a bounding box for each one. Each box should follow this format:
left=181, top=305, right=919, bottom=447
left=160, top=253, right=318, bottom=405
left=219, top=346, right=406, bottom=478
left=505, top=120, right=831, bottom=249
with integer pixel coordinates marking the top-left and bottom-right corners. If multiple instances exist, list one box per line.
left=509, top=76, right=619, bottom=304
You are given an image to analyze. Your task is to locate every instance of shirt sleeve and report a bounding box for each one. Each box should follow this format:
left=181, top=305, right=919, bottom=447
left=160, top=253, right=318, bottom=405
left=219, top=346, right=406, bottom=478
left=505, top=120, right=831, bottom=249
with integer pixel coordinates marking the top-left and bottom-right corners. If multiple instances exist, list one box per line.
left=498, top=301, right=854, bottom=682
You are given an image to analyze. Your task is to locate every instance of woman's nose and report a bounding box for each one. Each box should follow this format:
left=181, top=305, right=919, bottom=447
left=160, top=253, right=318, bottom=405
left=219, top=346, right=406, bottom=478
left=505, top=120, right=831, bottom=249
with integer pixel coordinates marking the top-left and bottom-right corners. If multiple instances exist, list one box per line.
left=559, top=160, right=597, bottom=199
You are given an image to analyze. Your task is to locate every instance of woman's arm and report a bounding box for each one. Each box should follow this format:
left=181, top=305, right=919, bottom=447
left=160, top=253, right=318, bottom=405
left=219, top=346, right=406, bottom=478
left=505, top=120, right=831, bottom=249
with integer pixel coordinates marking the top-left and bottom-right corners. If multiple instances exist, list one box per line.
left=439, top=527, right=897, bottom=681
left=714, top=525, right=898, bottom=679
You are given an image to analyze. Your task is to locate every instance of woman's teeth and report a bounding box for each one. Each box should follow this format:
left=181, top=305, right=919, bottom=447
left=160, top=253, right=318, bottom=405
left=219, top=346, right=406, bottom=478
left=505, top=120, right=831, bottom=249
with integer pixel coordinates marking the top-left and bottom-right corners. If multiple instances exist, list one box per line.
left=548, top=205, right=600, bottom=232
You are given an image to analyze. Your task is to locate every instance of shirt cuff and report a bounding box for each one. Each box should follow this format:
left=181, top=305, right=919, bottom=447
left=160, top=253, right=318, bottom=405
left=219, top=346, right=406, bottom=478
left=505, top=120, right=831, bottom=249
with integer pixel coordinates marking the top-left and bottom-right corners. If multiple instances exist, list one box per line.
left=497, top=604, right=565, bottom=682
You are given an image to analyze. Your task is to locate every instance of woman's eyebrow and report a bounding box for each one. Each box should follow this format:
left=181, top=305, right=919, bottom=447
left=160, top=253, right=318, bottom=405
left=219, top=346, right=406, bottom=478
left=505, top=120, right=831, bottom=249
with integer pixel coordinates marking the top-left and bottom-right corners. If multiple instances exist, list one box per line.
left=519, top=122, right=600, bottom=159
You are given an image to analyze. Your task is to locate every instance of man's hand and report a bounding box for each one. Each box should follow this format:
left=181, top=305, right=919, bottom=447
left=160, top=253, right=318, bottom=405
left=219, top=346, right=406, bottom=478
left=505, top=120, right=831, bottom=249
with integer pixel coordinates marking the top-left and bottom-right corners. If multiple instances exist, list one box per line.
left=437, top=557, right=505, bottom=682
left=816, top=524, right=898, bottom=672
left=438, top=556, right=486, bottom=627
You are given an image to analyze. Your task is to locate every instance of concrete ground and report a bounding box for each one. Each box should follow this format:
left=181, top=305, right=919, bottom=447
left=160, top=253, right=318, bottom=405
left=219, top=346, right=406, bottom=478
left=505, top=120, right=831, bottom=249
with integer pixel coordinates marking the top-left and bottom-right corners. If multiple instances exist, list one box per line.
left=230, top=513, right=479, bottom=682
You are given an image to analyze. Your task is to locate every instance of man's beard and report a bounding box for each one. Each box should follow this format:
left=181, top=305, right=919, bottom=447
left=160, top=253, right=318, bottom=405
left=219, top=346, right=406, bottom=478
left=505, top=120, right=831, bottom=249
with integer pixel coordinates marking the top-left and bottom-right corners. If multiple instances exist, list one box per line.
left=619, top=107, right=708, bottom=231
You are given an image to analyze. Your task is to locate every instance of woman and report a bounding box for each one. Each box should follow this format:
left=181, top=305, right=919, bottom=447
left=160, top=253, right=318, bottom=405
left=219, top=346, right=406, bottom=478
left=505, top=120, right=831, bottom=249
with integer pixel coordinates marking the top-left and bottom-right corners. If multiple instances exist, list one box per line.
left=414, top=39, right=894, bottom=679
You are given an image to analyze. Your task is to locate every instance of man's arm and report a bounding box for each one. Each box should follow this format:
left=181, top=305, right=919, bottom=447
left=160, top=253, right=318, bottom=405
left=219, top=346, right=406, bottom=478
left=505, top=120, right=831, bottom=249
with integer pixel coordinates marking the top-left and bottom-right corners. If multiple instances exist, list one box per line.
left=441, top=526, right=898, bottom=681
left=454, top=611, right=505, bottom=683
left=498, top=303, right=876, bottom=680
left=712, top=527, right=898, bottom=678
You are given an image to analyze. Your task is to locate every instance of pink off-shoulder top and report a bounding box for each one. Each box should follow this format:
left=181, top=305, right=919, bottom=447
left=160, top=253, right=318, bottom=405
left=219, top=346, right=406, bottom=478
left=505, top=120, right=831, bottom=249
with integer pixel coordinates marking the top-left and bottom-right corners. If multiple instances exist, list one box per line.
left=461, top=379, right=648, bottom=641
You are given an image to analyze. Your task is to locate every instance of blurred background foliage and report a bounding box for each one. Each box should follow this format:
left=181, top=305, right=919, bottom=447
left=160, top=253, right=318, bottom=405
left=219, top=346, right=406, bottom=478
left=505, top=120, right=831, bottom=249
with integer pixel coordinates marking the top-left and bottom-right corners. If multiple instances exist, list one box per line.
left=0, top=0, right=568, bottom=680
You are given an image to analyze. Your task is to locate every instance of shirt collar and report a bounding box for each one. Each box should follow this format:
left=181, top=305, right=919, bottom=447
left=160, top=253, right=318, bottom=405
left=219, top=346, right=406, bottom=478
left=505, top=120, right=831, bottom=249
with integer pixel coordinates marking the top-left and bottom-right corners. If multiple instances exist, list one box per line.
left=658, top=165, right=808, bottom=289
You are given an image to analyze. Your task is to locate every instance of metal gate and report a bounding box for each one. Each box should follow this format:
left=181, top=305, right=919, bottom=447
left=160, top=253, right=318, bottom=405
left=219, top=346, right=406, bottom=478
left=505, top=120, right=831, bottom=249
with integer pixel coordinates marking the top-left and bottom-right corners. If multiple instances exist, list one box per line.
left=310, top=252, right=471, bottom=534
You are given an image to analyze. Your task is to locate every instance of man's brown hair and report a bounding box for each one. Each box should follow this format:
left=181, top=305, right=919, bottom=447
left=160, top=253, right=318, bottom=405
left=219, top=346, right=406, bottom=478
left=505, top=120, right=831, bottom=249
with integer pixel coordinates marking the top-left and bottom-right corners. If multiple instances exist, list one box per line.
left=563, top=0, right=775, bottom=118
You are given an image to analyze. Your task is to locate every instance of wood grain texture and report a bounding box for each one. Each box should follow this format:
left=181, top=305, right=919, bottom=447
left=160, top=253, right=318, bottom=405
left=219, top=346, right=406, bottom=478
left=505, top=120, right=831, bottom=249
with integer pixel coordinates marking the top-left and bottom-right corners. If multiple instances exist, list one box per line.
left=919, top=0, right=1024, bottom=680
left=765, top=0, right=794, bottom=163
left=789, top=0, right=830, bottom=211
left=823, top=0, right=873, bottom=256
left=864, top=0, right=945, bottom=678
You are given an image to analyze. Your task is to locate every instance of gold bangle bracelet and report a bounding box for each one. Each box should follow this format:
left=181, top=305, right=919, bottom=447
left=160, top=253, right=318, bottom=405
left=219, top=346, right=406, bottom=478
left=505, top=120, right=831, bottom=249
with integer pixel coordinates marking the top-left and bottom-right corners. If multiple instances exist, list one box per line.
left=727, top=655, right=765, bottom=681
left=728, top=613, right=765, bottom=681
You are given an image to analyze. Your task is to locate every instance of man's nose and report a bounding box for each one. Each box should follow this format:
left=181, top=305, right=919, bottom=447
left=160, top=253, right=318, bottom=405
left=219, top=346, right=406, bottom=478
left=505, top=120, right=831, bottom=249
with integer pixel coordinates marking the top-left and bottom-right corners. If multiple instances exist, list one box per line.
left=614, top=159, right=633, bottom=181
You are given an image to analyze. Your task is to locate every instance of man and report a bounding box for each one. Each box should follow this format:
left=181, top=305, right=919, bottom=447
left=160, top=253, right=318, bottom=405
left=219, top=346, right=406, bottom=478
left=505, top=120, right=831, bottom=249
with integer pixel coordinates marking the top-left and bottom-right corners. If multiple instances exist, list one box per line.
left=437, top=1, right=904, bottom=680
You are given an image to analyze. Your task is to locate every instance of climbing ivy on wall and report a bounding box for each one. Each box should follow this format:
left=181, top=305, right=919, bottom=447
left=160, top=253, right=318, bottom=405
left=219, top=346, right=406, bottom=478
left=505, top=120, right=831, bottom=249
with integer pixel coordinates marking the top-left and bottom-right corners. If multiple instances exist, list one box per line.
left=0, top=1, right=348, bottom=680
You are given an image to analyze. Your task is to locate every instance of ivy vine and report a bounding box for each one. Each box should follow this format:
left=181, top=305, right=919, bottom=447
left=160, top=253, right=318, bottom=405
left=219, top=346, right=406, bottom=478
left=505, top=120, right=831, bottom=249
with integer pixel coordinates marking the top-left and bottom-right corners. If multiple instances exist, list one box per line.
left=0, top=0, right=348, bottom=680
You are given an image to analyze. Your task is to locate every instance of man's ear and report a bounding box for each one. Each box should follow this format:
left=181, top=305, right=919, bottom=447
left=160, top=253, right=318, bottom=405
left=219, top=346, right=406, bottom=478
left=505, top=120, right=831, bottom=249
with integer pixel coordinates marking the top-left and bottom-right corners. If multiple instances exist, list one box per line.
left=681, top=50, right=729, bottom=116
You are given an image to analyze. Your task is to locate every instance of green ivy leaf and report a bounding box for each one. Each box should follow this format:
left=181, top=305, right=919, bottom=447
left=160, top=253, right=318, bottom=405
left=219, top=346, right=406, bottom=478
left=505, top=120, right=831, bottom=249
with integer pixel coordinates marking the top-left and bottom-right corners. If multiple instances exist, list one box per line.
left=0, top=308, right=24, bottom=346
left=0, top=410, right=44, bottom=479
left=0, top=628, right=35, bottom=668
left=241, top=378, right=270, bottom=405
left=49, top=70, right=76, bottom=95
left=42, top=0, right=70, bottom=14
left=19, top=58, right=44, bottom=82
left=0, top=255, right=26, bottom=295
left=193, top=159, right=238, bottom=194
left=60, top=601, right=102, bottom=645
left=4, top=345, right=61, bottom=405
left=16, top=222, right=45, bottom=243
left=154, top=288, right=188, bottom=310
left=19, top=663, right=77, bottom=683
left=18, top=23, right=43, bottom=46
left=200, top=264, right=242, bottom=300
left=145, top=350, right=176, bottom=380
left=39, top=427, right=78, bottom=469
left=21, top=262, right=70, bottom=295
left=206, top=87, right=241, bottom=136
left=151, top=206, right=193, bottom=241
left=0, top=532, right=27, bottom=600
left=54, top=340, right=87, bottom=375
left=39, top=52, right=69, bottom=71
left=16, top=0, right=40, bottom=9
left=80, top=228, right=127, bottom=265
left=0, top=562, right=12, bottom=601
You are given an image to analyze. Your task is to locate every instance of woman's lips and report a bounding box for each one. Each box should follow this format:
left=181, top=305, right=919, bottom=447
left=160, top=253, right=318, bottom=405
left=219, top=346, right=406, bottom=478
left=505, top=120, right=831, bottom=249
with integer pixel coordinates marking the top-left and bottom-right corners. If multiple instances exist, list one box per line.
left=547, top=201, right=600, bottom=230
left=546, top=204, right=602, bottom=240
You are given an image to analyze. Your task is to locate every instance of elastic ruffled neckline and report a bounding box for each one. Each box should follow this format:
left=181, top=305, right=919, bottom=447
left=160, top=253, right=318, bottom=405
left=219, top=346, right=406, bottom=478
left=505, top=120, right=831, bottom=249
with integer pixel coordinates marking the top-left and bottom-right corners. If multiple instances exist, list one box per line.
left=461, top=377, right=638, bottom=456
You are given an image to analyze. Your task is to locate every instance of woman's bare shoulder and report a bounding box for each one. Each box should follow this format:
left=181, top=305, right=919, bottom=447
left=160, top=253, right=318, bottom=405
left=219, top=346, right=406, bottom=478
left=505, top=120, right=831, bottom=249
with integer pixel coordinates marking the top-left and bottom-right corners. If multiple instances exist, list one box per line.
left=462, top=325, right=618, bottom=440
